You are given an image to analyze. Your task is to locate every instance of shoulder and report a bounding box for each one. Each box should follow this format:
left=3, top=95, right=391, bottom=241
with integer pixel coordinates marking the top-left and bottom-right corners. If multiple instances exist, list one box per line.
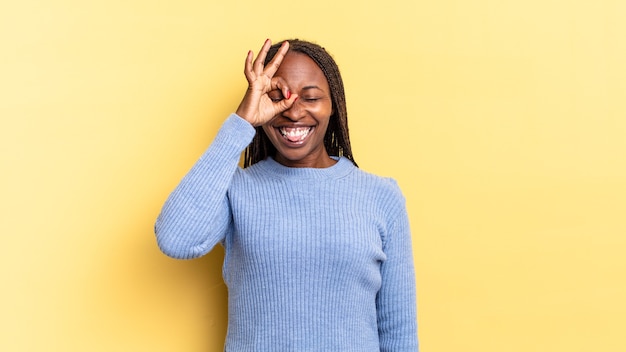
left=349, top=166, right=406, bottom=201
left=348, top=167, right=410, bottom=247
left=346, top=165, right=407, bottom=221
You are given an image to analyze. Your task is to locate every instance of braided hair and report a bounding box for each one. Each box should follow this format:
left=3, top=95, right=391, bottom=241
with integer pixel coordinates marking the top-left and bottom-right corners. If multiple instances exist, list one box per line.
left=243, top=39, right=357, bottom=168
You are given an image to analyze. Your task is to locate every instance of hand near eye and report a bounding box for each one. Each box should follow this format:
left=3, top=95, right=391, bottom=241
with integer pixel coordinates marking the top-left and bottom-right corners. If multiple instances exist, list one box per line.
left=236, top=39, right=298, bottom=127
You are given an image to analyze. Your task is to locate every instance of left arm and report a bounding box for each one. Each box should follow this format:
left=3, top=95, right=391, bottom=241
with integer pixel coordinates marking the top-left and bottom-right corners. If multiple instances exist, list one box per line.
left=376, top=200, right=419, bottom=351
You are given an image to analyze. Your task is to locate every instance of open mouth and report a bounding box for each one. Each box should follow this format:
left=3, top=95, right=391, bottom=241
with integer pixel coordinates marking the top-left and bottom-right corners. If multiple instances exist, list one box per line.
left=278, top=126, right=313, bottom=144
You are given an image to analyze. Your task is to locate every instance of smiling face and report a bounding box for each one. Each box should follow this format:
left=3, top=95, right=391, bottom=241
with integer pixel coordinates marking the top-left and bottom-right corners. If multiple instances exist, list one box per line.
left=262, top=52, right=335, bottom=168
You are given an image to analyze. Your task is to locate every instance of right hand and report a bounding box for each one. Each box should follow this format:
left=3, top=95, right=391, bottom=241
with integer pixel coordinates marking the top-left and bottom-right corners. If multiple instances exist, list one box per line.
left=235, top=39, right=299, bottom=127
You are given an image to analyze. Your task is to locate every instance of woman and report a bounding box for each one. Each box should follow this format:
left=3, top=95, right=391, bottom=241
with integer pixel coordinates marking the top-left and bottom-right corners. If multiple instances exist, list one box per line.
left=155, top=39, right=418, bottom=351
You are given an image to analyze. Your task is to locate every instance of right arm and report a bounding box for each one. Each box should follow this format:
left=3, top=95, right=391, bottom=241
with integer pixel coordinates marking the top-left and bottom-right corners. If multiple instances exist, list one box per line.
left=155, top=39, right=296, bottom=259
left=154, top=114, right=255, bottom=259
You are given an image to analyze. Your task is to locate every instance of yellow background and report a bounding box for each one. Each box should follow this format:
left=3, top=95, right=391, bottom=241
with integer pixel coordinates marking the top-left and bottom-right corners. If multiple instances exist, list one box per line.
left=2, top=0, right=625, bottom=351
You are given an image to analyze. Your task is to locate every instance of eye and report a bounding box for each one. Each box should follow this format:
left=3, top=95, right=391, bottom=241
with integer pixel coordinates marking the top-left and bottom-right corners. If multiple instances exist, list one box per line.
left=303, top=97, right=321, bottom=102
left=268, top=91, right=284, bottom=102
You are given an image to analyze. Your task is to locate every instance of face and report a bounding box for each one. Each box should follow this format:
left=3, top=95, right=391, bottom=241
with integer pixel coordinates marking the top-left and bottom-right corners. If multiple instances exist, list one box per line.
left=262, top=52, right=334, bottom=168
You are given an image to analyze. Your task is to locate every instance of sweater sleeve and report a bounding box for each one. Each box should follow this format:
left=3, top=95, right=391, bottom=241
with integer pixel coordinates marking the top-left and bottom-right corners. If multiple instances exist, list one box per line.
left=154, top=114, right=256, bottom=259
left=376, top=184, right=419, bottom=351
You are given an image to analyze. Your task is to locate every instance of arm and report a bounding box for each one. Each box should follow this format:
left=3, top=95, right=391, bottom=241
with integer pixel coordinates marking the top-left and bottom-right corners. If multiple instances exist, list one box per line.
left=154, top=114, right=254, bottom=259
left=155, top=39, right=296, bottom=259
left=376, top=195, right=419, bottom=351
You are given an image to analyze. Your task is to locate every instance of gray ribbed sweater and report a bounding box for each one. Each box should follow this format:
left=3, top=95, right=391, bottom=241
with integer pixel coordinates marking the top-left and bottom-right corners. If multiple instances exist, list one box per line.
left=155, top=114, right=418, bottom=351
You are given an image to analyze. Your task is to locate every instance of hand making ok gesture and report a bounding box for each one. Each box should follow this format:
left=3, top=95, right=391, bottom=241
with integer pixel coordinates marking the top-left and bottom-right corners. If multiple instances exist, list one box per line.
left=235, top=39, right=299, bottom=127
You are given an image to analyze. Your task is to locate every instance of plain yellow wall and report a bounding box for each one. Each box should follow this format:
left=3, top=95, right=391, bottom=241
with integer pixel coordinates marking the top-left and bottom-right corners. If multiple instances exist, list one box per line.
left=2, top=0, right=625, bottom=351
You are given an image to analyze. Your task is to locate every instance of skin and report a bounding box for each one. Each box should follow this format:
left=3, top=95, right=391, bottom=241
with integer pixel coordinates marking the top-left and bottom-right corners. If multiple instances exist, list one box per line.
left=236, top=40, right=335, bottom=168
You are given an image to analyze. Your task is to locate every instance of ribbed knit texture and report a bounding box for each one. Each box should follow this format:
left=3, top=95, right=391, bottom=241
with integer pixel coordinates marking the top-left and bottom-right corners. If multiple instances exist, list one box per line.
left=155, top=114, right=418, bottom=351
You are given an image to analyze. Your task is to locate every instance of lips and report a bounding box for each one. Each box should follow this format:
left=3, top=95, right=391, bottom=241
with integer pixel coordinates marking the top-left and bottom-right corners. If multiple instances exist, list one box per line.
left=278, top=126, right=313, bottom=144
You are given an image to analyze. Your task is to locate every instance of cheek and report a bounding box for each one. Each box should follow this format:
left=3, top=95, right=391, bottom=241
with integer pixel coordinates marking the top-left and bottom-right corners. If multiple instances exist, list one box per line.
left=314, top=102, right=333, bottom=121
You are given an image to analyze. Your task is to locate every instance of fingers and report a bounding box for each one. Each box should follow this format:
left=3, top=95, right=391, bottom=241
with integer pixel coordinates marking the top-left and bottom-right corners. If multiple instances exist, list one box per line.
left=243, top=39, right=272, bottom=83
left=273, top=92, right=299, bottom=116
left=252, top=39, right=272, bottom=76
left=244, top=39, right=290, bottom=81
left=263, top=41, right=289, bottom=78
left=271, top=77, right=291, bottom=100
left=243, top=50, right=254, bottom=84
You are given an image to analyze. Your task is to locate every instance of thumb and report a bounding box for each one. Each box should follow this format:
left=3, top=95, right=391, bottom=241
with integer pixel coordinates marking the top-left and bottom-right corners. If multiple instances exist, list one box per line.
left=274, top=93, right=299, bottom=114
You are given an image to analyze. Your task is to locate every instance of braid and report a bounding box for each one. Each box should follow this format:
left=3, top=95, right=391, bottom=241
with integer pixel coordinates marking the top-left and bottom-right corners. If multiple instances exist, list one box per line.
left=243, top=39, right=357, bottom=168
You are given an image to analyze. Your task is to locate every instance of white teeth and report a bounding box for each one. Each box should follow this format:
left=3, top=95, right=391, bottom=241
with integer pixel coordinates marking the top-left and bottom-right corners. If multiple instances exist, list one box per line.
left=279, top=127, right=311, bottom=140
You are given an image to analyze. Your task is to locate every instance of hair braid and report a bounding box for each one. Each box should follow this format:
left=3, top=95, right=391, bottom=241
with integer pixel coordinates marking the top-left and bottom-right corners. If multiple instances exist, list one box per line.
left=243, top=39, right=357, bottom=168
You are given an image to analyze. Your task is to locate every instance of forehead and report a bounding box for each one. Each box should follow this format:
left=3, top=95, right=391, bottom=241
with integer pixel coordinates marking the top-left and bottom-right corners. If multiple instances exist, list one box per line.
left=275, top=52, right=329, bottom=89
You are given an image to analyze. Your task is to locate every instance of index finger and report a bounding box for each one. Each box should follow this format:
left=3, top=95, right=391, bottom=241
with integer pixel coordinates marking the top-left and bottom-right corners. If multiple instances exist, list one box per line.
left=263, top=41, right=290, bottom=78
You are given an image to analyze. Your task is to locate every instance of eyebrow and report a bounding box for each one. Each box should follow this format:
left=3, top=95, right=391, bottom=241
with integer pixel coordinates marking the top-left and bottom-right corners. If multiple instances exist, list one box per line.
left=302, top=85, right=322, bottom=91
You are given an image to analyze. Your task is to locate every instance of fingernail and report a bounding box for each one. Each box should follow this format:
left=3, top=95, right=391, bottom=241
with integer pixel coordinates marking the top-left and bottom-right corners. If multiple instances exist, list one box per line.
left=286, top=90, right=291, bottom=99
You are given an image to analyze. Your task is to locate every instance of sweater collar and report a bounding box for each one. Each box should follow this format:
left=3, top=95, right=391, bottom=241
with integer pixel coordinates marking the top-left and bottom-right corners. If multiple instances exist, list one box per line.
left=256, top=156, right=355, bottom=180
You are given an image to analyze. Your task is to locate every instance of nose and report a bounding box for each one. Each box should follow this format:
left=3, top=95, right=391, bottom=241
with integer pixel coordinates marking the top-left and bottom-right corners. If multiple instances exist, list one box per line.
left=281, top=98, right=305, bottom=121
